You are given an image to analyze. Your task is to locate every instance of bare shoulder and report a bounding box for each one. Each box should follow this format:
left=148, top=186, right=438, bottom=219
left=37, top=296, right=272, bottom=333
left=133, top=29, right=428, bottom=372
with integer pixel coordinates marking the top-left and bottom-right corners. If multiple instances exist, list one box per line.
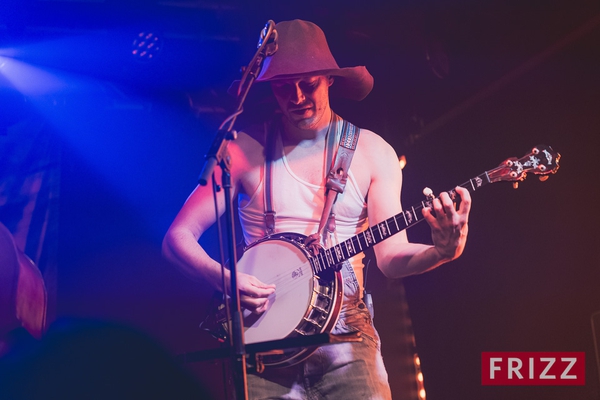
left=227, top=124, right=266, bottom=197
left=229, top=124, right=266, bottom=169
left=237, top=123, right=266, bottom=148
left=349, top=128, right=402, bottom=198
left=355, top=128, right=401, bottom=170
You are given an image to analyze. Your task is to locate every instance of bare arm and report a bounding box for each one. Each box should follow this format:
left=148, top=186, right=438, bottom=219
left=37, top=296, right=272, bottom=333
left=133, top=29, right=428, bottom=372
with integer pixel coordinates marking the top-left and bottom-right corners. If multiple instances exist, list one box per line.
left=162, top=138, right=275, bottom=313
left=364, top=134, right=471, bottom=278
left=162, top=176, right=229, bottom=290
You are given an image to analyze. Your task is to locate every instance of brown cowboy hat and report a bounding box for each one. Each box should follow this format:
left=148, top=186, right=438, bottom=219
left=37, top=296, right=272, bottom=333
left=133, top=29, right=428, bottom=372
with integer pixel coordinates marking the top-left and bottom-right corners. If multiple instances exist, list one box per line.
left=232, top=19, right=374, bottom=101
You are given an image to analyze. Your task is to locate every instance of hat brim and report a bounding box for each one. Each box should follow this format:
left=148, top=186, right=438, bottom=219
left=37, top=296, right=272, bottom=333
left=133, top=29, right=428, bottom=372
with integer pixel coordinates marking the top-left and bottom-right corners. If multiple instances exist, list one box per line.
left=229, top=65, right=373, bottom=102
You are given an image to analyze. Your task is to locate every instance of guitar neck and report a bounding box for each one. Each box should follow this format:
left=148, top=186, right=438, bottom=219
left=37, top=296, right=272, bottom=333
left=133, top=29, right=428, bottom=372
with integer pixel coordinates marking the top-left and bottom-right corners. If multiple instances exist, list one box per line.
left=311, top=171, right=492, bottom=273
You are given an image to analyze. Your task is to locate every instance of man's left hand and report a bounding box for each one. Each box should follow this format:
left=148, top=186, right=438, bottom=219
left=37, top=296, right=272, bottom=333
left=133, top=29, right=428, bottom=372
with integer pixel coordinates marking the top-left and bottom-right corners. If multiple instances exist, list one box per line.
left=422, top=186, right=471, bottom=262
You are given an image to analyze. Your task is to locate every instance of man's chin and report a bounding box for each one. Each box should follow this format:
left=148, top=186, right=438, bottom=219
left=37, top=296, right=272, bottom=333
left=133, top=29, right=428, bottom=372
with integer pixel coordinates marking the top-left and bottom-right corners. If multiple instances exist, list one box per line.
left=287, top=115, right=317, bottom=130
left=295, top=120, right=318, bottom=130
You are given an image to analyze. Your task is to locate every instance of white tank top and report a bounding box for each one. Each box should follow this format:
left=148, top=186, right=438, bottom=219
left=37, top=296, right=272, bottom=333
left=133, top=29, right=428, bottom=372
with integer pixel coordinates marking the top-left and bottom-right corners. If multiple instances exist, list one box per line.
left=238, top=126, right=370, bottom=287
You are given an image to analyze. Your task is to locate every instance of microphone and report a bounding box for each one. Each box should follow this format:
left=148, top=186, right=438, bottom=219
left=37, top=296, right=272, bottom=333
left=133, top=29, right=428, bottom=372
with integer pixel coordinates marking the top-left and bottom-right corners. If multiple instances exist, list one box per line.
left=257, top=20, right=278, bottom=57
left=231, top=20, right=277, bottom=99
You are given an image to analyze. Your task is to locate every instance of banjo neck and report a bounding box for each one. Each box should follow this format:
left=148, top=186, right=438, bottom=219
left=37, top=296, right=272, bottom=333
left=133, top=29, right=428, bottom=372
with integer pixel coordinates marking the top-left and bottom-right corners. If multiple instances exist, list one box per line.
left=310, top=145, right=560, bottom=275
left=310, top=176, right=485, bottom=274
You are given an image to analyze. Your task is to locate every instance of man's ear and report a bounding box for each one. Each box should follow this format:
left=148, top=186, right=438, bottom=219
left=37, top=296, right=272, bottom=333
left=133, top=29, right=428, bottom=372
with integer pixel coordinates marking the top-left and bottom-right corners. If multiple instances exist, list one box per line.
left=328, top=76, right=334, bottom=87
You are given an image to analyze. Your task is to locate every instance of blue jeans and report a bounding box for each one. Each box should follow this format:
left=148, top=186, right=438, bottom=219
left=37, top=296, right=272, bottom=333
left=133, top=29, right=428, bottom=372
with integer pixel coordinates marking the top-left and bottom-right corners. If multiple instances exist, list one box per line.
left=247, top=261, right=392, bottom=399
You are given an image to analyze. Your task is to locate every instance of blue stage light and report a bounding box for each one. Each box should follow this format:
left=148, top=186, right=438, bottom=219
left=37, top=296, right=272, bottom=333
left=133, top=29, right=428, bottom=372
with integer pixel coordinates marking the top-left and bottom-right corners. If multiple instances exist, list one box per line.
left=132, top=32, right=162, bottom=62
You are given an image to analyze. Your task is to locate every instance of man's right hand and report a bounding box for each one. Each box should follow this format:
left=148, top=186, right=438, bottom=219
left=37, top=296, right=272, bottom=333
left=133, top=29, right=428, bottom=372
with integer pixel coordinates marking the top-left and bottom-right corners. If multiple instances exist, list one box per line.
left=235, top=272, right=276, bottom=314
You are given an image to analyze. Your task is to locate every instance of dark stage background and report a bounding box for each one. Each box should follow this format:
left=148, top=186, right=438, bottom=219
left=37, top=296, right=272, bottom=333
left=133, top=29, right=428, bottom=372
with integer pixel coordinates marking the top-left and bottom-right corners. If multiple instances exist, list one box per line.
left=1, top=1, right=599, bottom=399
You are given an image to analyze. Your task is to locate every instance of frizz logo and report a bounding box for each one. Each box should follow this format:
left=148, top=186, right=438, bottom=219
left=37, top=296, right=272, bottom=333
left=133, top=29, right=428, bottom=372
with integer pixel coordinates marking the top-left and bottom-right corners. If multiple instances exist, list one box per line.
left=481, top=352, right=585, bottom=385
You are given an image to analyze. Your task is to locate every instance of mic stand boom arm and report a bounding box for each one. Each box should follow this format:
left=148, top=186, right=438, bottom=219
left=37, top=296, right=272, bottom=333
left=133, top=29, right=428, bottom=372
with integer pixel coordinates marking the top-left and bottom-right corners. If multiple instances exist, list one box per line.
left=196, top=20, right=277, bottom=400
left=198, top=19, right=277, bottom=185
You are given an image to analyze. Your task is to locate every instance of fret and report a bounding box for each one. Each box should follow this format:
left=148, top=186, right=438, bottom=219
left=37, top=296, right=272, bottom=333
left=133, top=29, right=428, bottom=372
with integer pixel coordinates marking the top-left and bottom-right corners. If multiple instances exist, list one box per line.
left=384, top=217, right=394, bottom=235
left=342, top=241, right=351, bottom=259
left=402, top=210, right=408, bottom=226
left=325, top=248, right=334, bottom=266
left=403, top=210, right=414, bottom=226
left=469, top=176, right=481, bottom=191
left=338, top=242, right=347, bottom=260
left=464, top=172, right=490, bottom=193
left=364, top=229, right=374, bottom=247
left=309, top=256, right=317, bottom=274
left=327, top=248, right=335, bottom=265
left=324, top=251, right=331, bottom=270
left=378, top=221, right=389, bottom=240
left=411, top=206, right=418, bottom=225
left=316, top=252, right=326, bottom=272
left=393, top=214, right=400, bottom=231
left=325, top=248, right=332, bottom=265
left=358, top=232, right=366, bottom=250
left=333, top=245, right=343, bottom=263
left=345, top=239, right=356, bottom=257
left=375, top=223, right=382, bottom=241
left=355, top=236, right=363, bottom=252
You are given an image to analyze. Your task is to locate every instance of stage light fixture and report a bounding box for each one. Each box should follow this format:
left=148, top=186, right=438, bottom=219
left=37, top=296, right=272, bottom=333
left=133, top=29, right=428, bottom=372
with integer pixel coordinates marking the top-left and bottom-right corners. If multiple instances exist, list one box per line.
left=132, top=32, right=162, bottom=62
left=398, top=155, right=407, bottom=170
left=414, top=353, right=426, bottom=399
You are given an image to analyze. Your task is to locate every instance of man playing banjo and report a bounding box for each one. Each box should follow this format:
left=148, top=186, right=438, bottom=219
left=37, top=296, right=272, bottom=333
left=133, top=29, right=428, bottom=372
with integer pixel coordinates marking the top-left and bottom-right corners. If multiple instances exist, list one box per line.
left=163, top=19, right=471, bottom=399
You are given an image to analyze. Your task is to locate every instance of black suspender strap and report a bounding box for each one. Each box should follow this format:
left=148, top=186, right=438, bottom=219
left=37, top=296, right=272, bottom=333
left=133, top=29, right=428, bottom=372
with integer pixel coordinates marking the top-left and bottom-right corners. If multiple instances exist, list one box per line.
left=264, top=119, right=278, bottom=235
left=263, top=113, right=361, bottom=241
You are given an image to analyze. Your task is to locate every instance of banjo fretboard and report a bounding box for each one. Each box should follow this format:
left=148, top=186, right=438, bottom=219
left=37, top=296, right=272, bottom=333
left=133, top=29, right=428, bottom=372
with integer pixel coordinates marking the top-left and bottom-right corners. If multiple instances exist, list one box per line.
left=309, top=172, right=493, bottom=274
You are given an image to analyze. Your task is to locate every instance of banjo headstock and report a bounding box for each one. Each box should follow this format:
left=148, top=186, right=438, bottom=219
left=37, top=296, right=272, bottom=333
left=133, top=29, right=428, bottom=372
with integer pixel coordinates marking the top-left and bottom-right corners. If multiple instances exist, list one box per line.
left=487, top=145, right=561, bottom=186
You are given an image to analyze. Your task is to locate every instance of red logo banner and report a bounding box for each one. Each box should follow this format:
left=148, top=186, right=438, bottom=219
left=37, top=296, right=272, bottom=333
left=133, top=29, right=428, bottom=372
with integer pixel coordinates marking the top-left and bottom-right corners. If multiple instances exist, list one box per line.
left=481, top=352, right=585, bottom=386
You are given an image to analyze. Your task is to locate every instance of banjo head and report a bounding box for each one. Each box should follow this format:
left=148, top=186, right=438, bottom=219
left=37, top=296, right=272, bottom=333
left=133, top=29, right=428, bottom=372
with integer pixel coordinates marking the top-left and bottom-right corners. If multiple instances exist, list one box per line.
left=237, top=234, right=341, bottom=352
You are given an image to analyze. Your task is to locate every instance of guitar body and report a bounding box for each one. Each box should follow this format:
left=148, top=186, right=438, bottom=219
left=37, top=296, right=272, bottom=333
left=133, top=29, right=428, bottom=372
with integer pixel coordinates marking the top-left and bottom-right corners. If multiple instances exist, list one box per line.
left=237, top=233, right=343, bottom=367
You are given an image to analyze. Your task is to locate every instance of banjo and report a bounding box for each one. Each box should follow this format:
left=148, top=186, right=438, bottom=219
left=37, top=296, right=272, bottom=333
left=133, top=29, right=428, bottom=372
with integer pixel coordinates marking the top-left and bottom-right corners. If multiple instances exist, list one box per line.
left=205, top=145, right=560, bottom=368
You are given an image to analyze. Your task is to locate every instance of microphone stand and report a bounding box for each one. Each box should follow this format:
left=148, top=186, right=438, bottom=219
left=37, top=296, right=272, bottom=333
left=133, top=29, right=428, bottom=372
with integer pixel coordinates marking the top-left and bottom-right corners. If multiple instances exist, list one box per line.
left=197, top=20, right=277, bottom=400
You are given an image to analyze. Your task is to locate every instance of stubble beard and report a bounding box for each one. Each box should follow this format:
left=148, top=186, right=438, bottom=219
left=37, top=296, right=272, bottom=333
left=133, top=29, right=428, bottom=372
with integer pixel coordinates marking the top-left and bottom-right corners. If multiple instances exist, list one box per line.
left=287, top=104, right=329, bottom=131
